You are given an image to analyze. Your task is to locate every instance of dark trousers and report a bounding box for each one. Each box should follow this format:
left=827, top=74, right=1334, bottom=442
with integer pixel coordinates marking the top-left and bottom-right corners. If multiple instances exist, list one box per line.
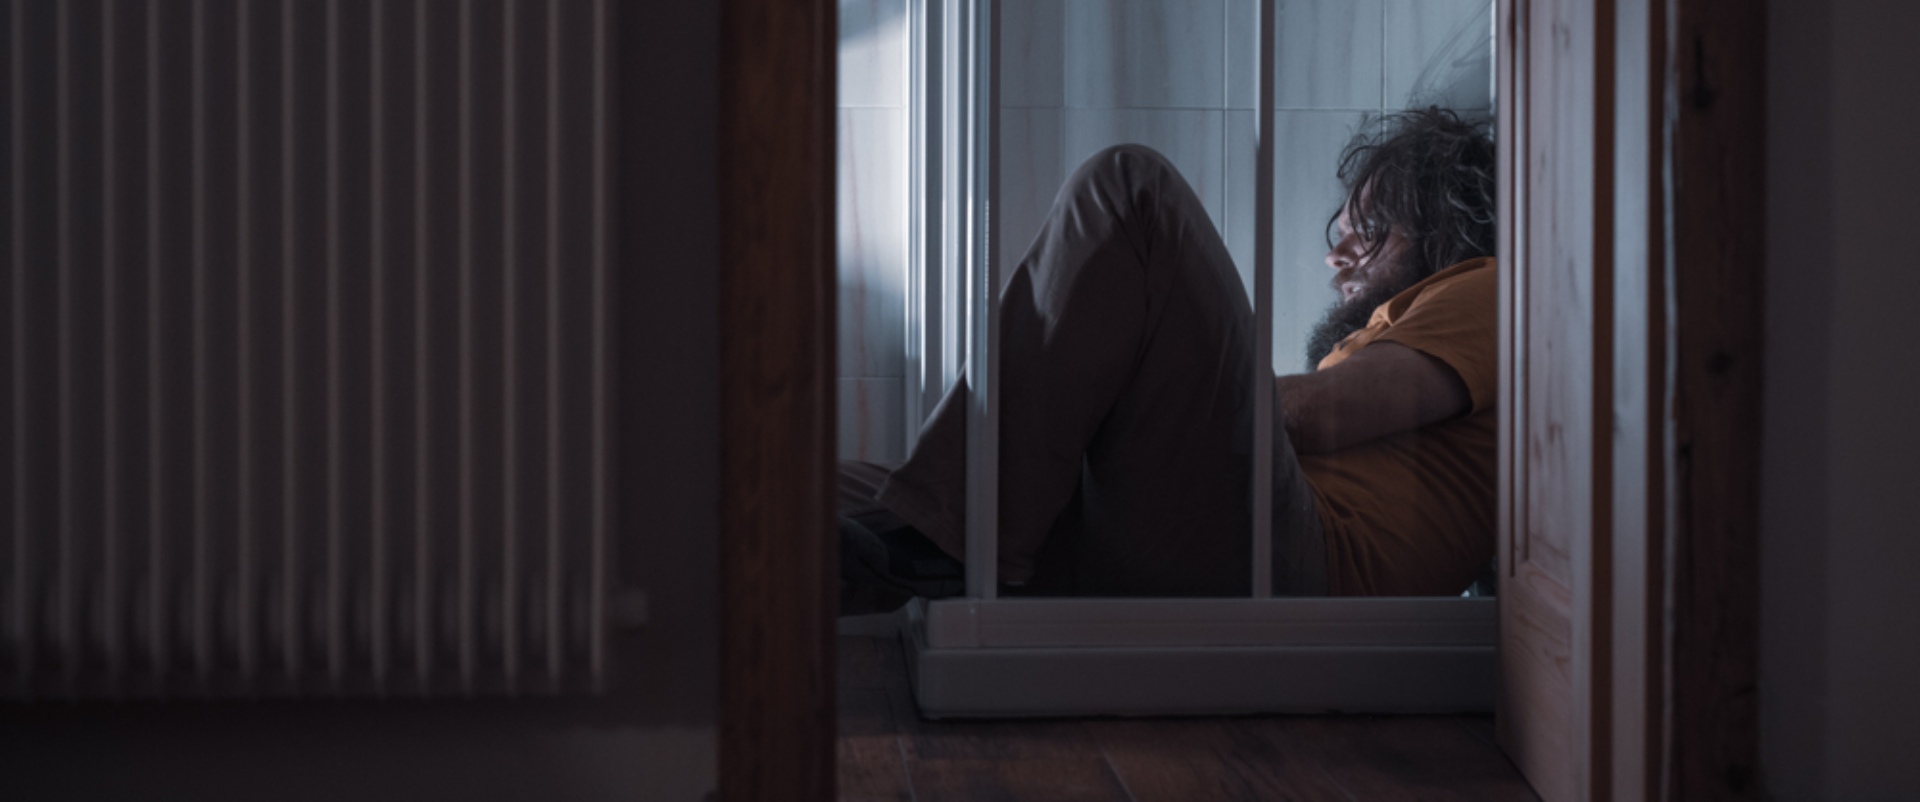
left=841, top=145, right=1327, bottom=597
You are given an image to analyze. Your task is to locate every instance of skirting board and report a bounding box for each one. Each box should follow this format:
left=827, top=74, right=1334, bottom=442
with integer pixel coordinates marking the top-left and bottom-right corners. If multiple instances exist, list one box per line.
left=901, top=597, right=1498, bottom=718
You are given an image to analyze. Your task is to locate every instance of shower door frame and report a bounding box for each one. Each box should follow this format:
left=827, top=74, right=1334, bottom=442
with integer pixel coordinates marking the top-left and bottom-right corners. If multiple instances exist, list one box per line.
left=900, top=0, right=1498, bottom=718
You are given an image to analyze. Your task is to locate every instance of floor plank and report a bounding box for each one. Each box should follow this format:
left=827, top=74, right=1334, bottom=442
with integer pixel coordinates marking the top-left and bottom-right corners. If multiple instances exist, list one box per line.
left=1246, top=716, right=1539, bottom=801
left=838, top=733, right=914, bottom=802
left=838, top=684, right=914, bottom=801
left=908, top=756, right=1133, bottom=802
left=1092, top=717, right=1354, bottom=802
left=892, top=663, right=1127, bottom=801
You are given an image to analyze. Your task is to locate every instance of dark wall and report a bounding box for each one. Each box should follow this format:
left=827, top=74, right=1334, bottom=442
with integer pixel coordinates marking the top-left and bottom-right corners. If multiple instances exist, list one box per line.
left=1761, top=0, right=1920, bottom=797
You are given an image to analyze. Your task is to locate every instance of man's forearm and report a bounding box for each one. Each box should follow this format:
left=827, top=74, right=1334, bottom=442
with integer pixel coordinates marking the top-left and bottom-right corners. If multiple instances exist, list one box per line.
left=1275, top=342, right=1471, bottom=454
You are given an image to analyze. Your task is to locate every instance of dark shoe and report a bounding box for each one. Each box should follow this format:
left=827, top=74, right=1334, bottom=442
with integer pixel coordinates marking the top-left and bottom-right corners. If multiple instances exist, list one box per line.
left=838, top=515, right=967, bottom=616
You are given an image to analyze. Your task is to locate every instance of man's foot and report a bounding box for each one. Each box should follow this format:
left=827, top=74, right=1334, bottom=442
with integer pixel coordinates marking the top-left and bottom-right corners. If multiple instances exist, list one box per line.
left=838, top=515, right=966, bottom=616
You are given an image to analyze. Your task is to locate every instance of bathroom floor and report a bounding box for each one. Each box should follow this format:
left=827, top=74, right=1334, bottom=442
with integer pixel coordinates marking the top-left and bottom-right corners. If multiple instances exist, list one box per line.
left=838, top=628, right=1539, bottom=801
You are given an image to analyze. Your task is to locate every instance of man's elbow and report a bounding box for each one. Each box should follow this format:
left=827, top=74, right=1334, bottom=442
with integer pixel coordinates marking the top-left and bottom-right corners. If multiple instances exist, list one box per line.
left=1281, top=398, right=1339, bottom=455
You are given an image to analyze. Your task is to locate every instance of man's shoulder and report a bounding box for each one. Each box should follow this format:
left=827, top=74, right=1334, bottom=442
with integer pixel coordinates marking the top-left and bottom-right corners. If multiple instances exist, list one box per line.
left=1376, top=256, right=1500, bottom=413
left=1416, top=256, right=1497, bottom=295
left=1384, top=257, right=1497, bottom=323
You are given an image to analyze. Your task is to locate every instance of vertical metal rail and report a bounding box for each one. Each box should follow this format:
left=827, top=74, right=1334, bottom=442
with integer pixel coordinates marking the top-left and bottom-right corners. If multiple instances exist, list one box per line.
left=937, top=0, right=963, bottom=410
left=1249, top=0, right=1278, bottom=597
left=7, top=0, right=25, bottom=696
left=913, top=0, right=950, bottom=433
left=148, top=0, right=168, bottom=687
left=236, top=0, right=256, bottom=687
left=411, top=0, right=432, bottom=688
left=275, top=0, right=299, bottom=682
left=542, top=0, right=562, bottom=684
left=500, top=0, right=520, bottom=689
left=279, top=0, right=299, bottom=681
left=54, top=0, right=75, bottom=691
left=588, top=0, right=608, bottom=690
left=190, top=0, right=211, bottom=681
left=903, top=0, right=930, bottom=446
left=324, top=0, right=345, bottom=687
left=104, top=0, right=125, bottom=688
left=368, top=0, right=386, bottom=689
left=455, top=0, right=475, bottom=694
left=960, top=0, right=998, bottom=600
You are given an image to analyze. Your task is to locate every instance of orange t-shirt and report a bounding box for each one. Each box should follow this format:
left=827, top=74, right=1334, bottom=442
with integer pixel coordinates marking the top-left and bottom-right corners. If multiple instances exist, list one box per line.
left=1299, top=257, right=1498, bottom=596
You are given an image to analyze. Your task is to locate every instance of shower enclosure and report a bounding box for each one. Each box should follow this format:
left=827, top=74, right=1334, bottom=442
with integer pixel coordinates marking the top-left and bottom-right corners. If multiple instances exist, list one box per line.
left=838, top=0, right=1497, bottom=716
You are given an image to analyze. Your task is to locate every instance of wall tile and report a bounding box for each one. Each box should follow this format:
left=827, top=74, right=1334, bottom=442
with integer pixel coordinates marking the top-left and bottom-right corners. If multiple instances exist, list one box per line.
left=1063, top=109, right=1228, bottom=236
left=1230, top=0, right=1387, bottom=110
left=1001, top=0, right=1066, bottom=107
left=839, top=378, right=909, bottom=462
left=997, top=108, right=1067, bottom=274
left=1064, top=0, right=1226, bottom=109
left=1225, top=112, right=1258, bottom=297
left=1283, top=0, right=1386, bottom=109
left=839, top=0, right=909, bottom=107
left=838, top=108, right=910, bottom=378
left=1383, top=0, right=1493, bottom=111
left=1226, top=0, right=1258, bottom=109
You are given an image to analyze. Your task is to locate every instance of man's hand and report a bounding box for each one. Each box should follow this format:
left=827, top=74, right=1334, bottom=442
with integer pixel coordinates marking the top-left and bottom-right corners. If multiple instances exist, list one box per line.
left=1276, top=341, right=1472, bottom=454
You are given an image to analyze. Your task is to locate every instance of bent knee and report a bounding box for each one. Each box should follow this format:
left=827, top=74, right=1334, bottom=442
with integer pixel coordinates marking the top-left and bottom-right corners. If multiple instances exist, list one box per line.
left=1060, top=143, right=1204, bottom=226
left=1075, top=143, right=1176, bottom=184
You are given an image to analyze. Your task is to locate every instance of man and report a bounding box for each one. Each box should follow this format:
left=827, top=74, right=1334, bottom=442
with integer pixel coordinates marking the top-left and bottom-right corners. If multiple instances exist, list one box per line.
left=839, top=108, right=1499, bottom=613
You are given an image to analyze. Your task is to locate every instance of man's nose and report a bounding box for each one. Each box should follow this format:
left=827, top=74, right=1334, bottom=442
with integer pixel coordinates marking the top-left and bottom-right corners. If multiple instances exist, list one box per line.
left=1326, top=239, right=1354, bottom=270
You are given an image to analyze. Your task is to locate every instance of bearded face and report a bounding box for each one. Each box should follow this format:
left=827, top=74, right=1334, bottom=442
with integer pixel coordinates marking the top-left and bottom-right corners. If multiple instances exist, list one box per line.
left=1303, top=199, right=1419, bottom=369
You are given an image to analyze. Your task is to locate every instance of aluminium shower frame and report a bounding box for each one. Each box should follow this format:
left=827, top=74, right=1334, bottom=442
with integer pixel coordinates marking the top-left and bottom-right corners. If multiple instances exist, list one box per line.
left=900, top=0, right=1497, bottom=718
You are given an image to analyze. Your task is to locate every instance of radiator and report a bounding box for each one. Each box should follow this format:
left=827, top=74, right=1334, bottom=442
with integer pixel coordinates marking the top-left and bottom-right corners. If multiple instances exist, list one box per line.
left=1, top=0, right=610, bottom=698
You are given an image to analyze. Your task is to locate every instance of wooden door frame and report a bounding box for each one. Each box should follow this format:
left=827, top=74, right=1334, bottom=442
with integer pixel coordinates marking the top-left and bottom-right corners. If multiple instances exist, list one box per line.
left=708, top=0, right=1765, bottom=797
left=1647, top=0, right=1766, bottom=797
left=1501, top=0, right=1765, bottom=798
left=717, top=0, right=838, bottom=800
left=1611, top=0, right=1766, bottom=796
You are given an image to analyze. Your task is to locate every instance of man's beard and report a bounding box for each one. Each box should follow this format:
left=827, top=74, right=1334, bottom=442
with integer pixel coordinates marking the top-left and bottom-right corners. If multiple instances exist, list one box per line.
left=1304, top=281, right=1405, bottom=371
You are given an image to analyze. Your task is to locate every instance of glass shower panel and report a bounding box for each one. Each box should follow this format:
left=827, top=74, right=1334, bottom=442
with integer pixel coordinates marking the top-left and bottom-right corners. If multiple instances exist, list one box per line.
left=896, top=0, right=1502, bottom=719
left=975, top=0, right=1496, bottom=599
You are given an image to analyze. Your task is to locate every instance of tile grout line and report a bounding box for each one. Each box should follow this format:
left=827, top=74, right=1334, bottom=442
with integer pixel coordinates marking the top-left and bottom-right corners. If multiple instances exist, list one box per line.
left=1221, top=0, right=1230, bottom=255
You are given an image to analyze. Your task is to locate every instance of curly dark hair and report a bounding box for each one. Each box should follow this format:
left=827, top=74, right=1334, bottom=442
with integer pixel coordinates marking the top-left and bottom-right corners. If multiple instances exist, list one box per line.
left=1327, top=107, right=1497, bottom=281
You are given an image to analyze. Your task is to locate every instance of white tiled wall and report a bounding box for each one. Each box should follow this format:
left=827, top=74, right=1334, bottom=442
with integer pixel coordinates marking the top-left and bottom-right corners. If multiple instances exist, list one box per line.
left=998, top=107, right=1069, bottom=274
left=1383, top=0, right=1494, bottom=113
left=837, top=0, right=911, bottom=462
left=838, top=0, right=910, bottom=108
left=1265, top=0, right=1385, bottom=110
left=1000, top=0, right=1067, bottom=107
left=1063, top=0, right=1229, bottom=109
left=837, top=0, right=1495, bottom=459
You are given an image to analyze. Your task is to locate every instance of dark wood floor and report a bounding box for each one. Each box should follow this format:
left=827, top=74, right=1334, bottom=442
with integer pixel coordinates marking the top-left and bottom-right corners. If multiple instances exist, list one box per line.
left=838, top=631, right=1541, bottom=801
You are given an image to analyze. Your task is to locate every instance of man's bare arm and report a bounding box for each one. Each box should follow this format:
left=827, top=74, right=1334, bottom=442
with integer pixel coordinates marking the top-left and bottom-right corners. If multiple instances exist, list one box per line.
left=1276, top=341, right=1472, bottom=454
